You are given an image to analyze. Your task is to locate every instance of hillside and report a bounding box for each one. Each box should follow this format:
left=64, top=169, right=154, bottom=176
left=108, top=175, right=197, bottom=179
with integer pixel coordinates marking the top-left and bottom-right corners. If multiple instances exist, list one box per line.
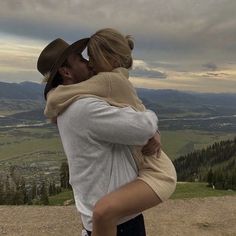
left=0, top=195, right=235, bottom=236
left=174, top=137, right=236, bottom=186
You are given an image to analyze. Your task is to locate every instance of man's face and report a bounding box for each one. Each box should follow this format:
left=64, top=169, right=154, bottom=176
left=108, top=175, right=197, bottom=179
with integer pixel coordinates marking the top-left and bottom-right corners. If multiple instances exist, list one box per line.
left=66, top=53, right=92, bottom=84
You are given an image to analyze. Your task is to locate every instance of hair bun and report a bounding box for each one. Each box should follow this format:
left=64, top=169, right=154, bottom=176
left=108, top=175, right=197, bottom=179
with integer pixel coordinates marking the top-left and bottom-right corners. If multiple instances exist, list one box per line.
left=125, top=35, right=134, bottom=50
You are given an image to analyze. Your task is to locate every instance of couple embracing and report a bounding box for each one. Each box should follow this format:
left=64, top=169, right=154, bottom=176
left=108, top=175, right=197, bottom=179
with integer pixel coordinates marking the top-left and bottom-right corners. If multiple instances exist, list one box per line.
left=37, top=28, right=177, bottom=236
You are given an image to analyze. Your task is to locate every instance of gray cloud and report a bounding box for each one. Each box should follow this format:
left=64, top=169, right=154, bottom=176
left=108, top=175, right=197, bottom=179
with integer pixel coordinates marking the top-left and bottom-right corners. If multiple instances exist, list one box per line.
left=1, top=0, right=236, bottom=63
left=1, top=0, right=236, bottom=93
left=202, top=63, right=218, bottom=71
left=205, top=72, right=229, bottom=77
left=131, top=68, right=167, bottom=79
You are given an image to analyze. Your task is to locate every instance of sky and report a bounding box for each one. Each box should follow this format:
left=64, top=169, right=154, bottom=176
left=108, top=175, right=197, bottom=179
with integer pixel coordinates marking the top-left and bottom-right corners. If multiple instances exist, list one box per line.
left=0, top=0, right=236, bottom=93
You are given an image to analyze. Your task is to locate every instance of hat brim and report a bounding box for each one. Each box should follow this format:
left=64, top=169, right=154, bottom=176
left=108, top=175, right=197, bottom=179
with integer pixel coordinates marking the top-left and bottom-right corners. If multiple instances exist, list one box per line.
left=44, top=37, right=89, bottom=99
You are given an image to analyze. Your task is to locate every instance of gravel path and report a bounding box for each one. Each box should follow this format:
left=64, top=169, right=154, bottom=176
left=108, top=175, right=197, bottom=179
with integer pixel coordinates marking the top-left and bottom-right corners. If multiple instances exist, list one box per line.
left=0, top=195, right=235, bottom=236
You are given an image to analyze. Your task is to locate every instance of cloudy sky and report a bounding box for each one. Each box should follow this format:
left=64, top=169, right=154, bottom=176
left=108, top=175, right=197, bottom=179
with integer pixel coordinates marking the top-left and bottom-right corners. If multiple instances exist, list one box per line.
left=0, top=0, right=236, bottom=93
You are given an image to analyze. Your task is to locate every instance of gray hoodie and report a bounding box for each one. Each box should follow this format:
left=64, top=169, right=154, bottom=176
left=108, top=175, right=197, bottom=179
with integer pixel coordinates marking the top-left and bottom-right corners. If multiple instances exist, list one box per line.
left=57, top=97, right=158, bottom=231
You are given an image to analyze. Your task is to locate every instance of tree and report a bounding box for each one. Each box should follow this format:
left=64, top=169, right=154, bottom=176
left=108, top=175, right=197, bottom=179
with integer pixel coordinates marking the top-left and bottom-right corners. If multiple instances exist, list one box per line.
left=18, top=178, right=28, bottom=204
left=31, top=181, right=37, bottom=200
left=0, top=182, right=4, bottom=204
left=4, top=175, right=15, bottom=205
left=60, top=162, right=70, bottom=189
left=49, top=181, right=57, bottom=196
left=39, top=182, right=49, bottom=205
left=207, top=168, right=214, bottom=186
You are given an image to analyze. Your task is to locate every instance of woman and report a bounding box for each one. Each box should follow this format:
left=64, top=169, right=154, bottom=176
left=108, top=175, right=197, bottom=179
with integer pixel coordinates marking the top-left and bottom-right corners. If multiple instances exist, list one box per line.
left=45, top=28, right=177, bottom=236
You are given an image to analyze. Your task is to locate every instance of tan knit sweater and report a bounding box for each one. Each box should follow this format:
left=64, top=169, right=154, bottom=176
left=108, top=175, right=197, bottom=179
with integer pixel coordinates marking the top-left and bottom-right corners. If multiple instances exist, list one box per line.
left=45, top=68, right=145, bottom=118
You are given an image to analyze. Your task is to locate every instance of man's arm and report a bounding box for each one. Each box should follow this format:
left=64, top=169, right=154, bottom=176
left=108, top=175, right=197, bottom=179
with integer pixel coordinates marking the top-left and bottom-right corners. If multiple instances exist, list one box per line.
left=84, top=98, right=158, bottom=145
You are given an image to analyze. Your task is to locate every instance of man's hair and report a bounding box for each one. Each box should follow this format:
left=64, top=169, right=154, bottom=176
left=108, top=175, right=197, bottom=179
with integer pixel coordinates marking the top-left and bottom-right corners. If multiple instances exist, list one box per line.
left=88, top=28, right=134, bottom=71
left=50, top=59, right=71, bottom=89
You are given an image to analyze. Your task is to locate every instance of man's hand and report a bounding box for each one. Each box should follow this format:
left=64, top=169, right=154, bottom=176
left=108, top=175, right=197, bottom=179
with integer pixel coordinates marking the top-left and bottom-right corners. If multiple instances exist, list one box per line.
left=141, top=132, right=161, bottom=156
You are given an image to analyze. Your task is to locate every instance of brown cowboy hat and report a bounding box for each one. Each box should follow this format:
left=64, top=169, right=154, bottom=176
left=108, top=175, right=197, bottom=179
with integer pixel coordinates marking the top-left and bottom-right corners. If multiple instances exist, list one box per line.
left=37, top=37, right=89, bottom=99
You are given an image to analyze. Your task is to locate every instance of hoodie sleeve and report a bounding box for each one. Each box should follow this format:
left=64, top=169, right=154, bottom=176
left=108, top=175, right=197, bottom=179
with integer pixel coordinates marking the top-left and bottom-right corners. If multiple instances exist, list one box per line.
left=83, top=98, right=158, bottom=145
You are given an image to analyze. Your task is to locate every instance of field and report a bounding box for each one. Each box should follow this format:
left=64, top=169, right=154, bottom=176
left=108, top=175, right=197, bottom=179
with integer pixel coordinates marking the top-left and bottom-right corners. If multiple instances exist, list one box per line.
left=0, top=126, right=65, bottom=184
left=0, top=127, right=62, bottom=159
left=1, top=126, right=235, bottom=164
left=0, top=126, right=235, bottom=195
left=0, top=126, right=65, bottom=169
left=0, top=195, right=235, bottom=236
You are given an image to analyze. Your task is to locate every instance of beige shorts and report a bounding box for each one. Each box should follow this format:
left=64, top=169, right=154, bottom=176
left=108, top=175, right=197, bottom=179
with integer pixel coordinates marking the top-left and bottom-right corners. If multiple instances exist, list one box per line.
left=132, top=148, right=177, bottom=202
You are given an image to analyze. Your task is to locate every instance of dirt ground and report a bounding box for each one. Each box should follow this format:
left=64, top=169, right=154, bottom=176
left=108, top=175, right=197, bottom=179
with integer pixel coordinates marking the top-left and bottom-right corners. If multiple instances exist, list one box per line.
left=0, top=195, right=235, bottom=236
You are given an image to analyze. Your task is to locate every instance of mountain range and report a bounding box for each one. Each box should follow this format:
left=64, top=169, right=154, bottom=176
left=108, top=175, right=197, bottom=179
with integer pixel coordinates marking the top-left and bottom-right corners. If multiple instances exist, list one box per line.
left=0, top=81, right=235, bottom=131
left=0, top=81, right=44, bottom=100
left=0, top=81, right=236, bottom=109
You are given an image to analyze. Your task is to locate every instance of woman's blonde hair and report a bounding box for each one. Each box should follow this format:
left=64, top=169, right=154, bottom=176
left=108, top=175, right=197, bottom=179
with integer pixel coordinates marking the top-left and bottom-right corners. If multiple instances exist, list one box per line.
left=87, top=28, right=134, bottom=71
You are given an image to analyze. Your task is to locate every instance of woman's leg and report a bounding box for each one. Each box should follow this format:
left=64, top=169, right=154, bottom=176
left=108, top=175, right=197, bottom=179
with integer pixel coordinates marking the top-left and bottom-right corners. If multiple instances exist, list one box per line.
left=91, top=179, right=162, bottom=236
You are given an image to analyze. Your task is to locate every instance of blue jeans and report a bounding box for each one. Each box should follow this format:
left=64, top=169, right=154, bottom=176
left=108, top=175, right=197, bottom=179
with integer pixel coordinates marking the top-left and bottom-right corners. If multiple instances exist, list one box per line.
left=86, top=214, right=146, bottom=236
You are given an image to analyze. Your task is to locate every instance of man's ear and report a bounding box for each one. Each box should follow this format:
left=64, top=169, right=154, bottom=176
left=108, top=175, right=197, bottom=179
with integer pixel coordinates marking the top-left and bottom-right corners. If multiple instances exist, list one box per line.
left=58, top=67, right=72, bottom=79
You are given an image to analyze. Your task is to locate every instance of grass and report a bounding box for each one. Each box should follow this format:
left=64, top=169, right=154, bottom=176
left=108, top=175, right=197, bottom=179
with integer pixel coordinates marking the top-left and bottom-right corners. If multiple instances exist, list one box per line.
left=0, top=127, right=64, bottom=162
left=49, top=189, right=74, bottom=205
left=160, top=130, right=235, bottom=160
left=0, top=138, right=62, bottom=160
left=1, top=127, right=234, bottom=163
left=47, top=182, right=236, bottom=206
left=171, top=182, right=236, bottom=199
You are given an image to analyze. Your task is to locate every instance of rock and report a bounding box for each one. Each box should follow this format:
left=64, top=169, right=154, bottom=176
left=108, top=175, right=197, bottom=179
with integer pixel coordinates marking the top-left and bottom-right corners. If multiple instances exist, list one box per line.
left=63, top=199, right=74, bottom=206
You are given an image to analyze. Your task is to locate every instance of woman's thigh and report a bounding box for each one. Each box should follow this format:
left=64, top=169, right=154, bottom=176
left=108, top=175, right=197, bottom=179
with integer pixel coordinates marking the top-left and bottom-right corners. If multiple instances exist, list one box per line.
left=94, top=179, right=161, bottom=219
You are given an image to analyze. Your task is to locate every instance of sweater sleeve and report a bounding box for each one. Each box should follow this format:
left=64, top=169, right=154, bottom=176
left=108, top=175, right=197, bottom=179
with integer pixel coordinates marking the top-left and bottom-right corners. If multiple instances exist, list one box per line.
left=84, top=98, right=158, bottom=145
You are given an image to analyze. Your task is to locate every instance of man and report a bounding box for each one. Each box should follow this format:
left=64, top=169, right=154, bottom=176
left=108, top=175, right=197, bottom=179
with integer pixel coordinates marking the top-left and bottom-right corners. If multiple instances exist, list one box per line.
left=37, top=38, right=161, bottom=236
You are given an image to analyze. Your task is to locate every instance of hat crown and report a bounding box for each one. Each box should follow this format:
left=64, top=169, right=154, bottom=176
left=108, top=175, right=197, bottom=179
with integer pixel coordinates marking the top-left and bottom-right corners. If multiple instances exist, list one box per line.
left=37, top=37, right=89, bottom=100
left=37, top=38, right=69, bottom=76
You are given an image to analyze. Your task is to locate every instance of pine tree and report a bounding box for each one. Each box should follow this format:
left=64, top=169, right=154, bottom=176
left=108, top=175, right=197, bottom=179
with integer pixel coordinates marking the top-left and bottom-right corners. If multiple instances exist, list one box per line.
left=13, top=189, right=24, bottom=205
left=4, top=175, right=15, bottom=205
left=60, top=162, right=70, bottom=189
left=0, top=181, right=4, bottom=204
left=207, top=168, right=214, bottom=186
left=31, top=181, right=37, bottom=200
left=173, top=136, right=236, bottom=189
left=49, top=182, right=53, bottom=196
left=39, top=182, right=49, bottom=205
left=19, top=178, right=28, bottom=204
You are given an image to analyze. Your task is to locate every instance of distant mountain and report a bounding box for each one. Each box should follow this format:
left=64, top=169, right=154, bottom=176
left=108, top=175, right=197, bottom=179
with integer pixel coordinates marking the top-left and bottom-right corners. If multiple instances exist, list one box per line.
left=0, top=82, right=235, bottom=130
left=137, top=88, right=236, bottom=103
left=137, top=88, right=199, bottom=104
left=0, top=81, right=44, bottom=100
left=136, top=88, right=236, bottom=117
left=1, top=81, right=235, bottom=108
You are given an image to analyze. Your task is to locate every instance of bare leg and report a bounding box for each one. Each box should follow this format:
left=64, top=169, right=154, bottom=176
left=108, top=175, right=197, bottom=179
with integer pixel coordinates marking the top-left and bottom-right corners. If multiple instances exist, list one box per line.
left=91, top=179, right=162, bottom=236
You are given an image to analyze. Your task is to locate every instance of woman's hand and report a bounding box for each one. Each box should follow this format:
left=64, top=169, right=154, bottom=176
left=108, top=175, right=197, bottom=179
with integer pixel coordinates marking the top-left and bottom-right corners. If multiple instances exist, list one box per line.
left=141, top=132, right=161, bottom=156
